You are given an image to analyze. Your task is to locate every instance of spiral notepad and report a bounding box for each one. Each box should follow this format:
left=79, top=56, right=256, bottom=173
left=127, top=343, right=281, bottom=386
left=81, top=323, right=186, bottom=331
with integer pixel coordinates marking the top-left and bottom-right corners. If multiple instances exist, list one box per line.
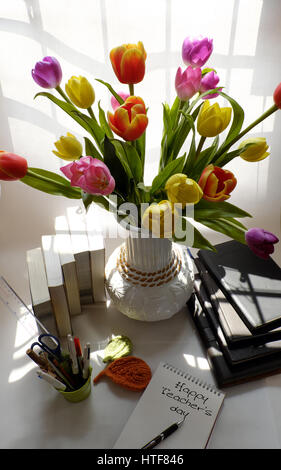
left=114, top=362, right=225, bottom=449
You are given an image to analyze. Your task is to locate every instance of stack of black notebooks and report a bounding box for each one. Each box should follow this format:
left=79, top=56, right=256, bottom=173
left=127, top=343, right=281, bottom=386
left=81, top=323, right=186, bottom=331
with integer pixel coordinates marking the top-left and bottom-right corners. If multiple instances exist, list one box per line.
left=187, top=240, right=281, bottom=388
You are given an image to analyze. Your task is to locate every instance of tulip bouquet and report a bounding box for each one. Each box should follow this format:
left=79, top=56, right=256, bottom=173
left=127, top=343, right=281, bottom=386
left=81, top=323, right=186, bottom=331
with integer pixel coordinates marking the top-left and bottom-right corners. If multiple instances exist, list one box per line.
left=1, top=36, right=280, bottom=259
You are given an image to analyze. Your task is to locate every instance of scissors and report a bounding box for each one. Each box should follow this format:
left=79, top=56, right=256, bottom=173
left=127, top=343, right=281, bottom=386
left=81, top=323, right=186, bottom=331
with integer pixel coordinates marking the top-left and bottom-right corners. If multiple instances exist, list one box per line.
left=30, top=334, right=62, bottom=361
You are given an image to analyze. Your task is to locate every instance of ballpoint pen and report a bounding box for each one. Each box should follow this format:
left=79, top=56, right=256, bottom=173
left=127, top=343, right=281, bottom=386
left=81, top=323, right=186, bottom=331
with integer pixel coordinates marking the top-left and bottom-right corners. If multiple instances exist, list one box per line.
left=74, top=336, right=83, bottom=373
left=141, top=417, right=186, bottom=449
left=36, top=369, right=67, bottom=391
left=67, top=334, right=79, bottom=376
left=82, top=342, right=91, bottom=379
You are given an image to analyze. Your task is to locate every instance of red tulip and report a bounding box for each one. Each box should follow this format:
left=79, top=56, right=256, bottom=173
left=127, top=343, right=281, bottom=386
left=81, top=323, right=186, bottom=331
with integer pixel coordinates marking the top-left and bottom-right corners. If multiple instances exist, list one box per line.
left=0, top=151, right=28, bottom=181
left=198, top=164, right=237, bottom=202
left=108, top=96, right=148, bottom=141
left=273, top=82, right=281, bottom=109
left=110, top=42, right=146, bottom=84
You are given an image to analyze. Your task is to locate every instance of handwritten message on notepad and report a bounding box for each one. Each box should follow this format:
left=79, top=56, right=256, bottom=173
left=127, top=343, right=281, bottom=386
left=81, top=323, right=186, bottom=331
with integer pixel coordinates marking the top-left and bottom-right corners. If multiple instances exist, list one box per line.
left=114, top=362, right=225, bottom=449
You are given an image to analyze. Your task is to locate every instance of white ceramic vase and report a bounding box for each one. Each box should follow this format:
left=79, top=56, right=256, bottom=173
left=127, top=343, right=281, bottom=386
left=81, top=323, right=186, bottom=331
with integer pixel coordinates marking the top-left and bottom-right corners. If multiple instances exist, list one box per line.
left=105, top=229, right=194, bottom=321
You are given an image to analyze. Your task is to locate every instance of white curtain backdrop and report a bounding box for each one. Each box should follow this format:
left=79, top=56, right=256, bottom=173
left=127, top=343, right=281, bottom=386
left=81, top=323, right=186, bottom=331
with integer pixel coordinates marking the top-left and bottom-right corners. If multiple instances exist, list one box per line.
left=0, top=0, right=281, bottom=266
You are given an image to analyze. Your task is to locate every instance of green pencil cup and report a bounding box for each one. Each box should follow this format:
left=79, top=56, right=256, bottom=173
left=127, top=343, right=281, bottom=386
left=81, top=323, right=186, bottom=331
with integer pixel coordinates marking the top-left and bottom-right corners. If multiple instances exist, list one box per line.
left=58, top=367, right=93, bottom=403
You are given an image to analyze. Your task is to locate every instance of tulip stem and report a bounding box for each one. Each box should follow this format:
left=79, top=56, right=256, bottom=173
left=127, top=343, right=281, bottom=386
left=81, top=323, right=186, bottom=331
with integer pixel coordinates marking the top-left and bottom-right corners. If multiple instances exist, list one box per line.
left=87, top=107, right=98, bottom=123
left=195, top=136, right=206, bottom=160
left=174, top=100, right=185, bottom=130
left=55, top=86, right=72, bottom=104
left=129, top=84, right=134, bottom=96
left=215, top=104, right=279, bottom=160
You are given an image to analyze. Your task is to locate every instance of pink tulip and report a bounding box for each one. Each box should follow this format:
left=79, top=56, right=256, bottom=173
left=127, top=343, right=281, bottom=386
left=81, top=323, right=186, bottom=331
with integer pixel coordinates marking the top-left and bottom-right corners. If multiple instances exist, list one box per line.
left=111, top=91, right=130, bottom=111
left=182, top=36, right=213, bottom=68
left=200, top=71, right=222, bottom=99
left=175, top=66, right=202, bottom=101
left=60, top=156, right=115, bottom=196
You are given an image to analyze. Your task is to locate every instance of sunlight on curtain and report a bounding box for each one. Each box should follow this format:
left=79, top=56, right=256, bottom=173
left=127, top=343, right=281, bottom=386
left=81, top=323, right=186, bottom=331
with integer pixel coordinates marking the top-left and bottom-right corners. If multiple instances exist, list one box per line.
left=0, top=0, right=280, bottom=235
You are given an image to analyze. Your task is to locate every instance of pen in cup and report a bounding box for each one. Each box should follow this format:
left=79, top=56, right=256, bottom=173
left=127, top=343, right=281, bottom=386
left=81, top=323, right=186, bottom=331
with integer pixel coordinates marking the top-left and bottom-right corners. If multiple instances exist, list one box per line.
left=36, top=369, right=66, bottom=391
left=67, top=334, right=79, bottom=376
left=82, top=342, right=91, bottom=379
left=74, top=336, right=83, bottom=374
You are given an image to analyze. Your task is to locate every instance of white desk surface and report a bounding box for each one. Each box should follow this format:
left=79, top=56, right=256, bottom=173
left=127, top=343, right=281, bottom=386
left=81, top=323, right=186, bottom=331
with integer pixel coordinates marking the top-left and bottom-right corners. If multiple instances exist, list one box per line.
left=1, top=232, right=281, bottom=450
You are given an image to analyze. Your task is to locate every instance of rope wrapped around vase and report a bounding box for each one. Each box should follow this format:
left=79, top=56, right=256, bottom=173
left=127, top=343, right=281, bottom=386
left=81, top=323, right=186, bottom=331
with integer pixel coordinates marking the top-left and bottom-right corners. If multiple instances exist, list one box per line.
left=116, top=244, right=182, bottom=287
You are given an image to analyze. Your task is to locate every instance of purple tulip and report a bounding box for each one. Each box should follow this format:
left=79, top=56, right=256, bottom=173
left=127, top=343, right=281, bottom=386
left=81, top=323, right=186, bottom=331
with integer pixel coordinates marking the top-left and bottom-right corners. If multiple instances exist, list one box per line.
left=182, top=36, right=213, bottom=68
left=245, top=228, right=279, bottom=259
left=200, top=71, right=222, bottom=99
left=175, top=66, right=202, bottom=101
left=60, top=156, right=115, bottom=196
left=32, top=56, right=62, bottom=89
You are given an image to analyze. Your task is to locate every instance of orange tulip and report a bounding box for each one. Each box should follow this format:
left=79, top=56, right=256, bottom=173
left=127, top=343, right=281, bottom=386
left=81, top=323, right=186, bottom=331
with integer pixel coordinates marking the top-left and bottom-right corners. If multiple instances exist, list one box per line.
left=198, top=164, right=237, bottom=202
left=108, top=96, right=148, bottom=141
left=110, top=42, right=146, bottom=84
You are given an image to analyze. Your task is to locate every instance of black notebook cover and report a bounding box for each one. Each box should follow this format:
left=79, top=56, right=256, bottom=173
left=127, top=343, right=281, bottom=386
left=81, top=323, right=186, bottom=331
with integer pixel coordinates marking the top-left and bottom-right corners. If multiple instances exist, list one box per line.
left=193, top=266, right=281, bottom=366
left=187, top=292, right=281, bottom=388
left=195, top=258, right=281, bottom=348
left=198, top=240, right=281, bottom=334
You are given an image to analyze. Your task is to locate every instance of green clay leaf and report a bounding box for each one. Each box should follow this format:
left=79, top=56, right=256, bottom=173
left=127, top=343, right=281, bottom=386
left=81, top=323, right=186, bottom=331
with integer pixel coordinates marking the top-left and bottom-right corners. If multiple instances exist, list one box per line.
left=103, top=335, right=133, bottom=363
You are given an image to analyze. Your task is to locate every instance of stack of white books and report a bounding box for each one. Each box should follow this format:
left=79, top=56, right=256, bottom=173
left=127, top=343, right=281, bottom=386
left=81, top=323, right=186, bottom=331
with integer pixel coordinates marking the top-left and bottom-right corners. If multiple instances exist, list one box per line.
left=26, top=205, right=106, bottom=338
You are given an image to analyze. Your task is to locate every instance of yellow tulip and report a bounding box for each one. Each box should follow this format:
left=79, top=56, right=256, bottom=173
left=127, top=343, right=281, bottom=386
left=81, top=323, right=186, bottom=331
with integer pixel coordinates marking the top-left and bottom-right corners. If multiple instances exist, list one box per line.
left=52, top=132, right=82, bottom=161
left=142, top=200, right=178, bottom=238
left=65, top=76, right=95, bottom=109
left=238, top=137, right=270, bottom=162
left=197, top=100, right=232, bottom=137
left=165, top=173, right=203, bottom=205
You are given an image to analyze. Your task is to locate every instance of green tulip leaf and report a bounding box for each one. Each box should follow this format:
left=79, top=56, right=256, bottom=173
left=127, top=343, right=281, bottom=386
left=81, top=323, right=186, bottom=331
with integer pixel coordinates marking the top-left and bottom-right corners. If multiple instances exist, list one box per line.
left=84, top=137, right=103, bottom=160
left=151, top=155, right=186, bottom=194
left=167, top=102, right=202, bottom=163
left=34, top=92, right=93, bottom=135
left=170, top=96, right=181, bottom=128
left=34, top=92, right=105, bottom=153
left=173, top=217, right=216, bottom=251
left=72, top=111, right=105, bottom=152
left=213, top=142, right=255, bottom=167
left=95, top=79, right=125, bottom=105
left=188, top=136, right=219, bottom=180
left=213, top=91, right=244, bottom=160
left=81, top=192, right=111, bottom=212
left=120, top=141, right=143, bottom=183
left=136, top=131, right=146, bottom=168
left=21, top=168, right=81, bottom=199
left=194, top=199, right=252, bottom=219
left=103, top=136, right=129, bottom=198
left=196, top=217, right=247, bottom=244
left=110, top=139, right=143, bottom=190
left=98, top=100, right=114, bottom=139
